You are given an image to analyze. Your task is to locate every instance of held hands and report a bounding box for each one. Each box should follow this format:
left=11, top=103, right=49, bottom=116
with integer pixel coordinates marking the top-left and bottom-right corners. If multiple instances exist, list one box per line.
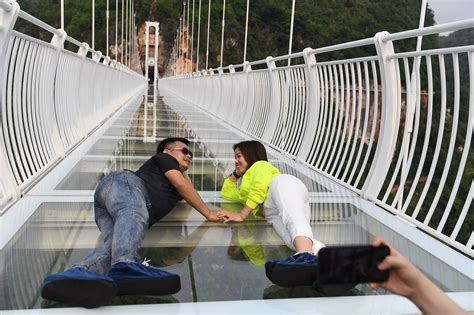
left=216, top=210, right=245, bottom=223
left=206, top=210, right=221, bottom=222
left=204, top=209, right=246, bottom=223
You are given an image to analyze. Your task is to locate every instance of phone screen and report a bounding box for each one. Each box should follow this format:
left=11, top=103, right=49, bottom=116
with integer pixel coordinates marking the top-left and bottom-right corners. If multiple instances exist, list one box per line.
left=318, top=245, right=390, bottom=284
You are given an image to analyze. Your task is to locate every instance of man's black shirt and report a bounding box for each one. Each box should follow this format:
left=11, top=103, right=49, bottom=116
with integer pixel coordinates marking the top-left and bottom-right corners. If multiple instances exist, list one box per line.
left=134, top=153, right=182, bottom=227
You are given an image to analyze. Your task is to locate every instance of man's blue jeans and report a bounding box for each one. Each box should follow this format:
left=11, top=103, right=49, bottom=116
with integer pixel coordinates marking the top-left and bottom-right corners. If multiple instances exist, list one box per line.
left=73, top=170, right=151, bottom=275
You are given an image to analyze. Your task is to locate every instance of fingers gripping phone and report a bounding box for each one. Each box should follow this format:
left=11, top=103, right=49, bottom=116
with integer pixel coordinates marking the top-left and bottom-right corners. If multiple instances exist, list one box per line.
left=318, top=245, right=390, bottom=284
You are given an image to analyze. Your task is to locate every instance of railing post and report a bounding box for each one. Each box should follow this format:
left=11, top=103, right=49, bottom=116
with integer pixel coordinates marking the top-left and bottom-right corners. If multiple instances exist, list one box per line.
left=199, top=69, right=212, bottom=111
left=244, top=61, right=251, bottom=72
left=262, top=56, right=280, bottom=142
left=190, top=70, right=196, bottom=107
left=216, top=67, right=224, bottom=117
left=297, top=47, right=320, bottom=161
left=102, top=56, right=111, bottom=65
left=90, top=50, right=103, bottom=125
left=208, top=68, right=213, bottom=112
left=92, top=50, right=103, bottom=63
left=145, top=21, right=150, bottom=81
left=0, top=0, right=20, bottom=207
left=102, top=55, right=112, bottom=110
left=0, top=0, right=19, bottom=58
left=241, top=61, right=253, bottom=130
left=361, top=31, right=400, bottom=200
left=198, top=69, right=207, bottom=109
left=50, top=29, right=67, bottom=49
left=154, top=22, right=159, bottom=89
left=77, top=42, right=89, bottom=57
left=50, top=28, right=68, bottom=155
left=228, top=64, right=236, bottom=124
left=76, top=43, right=89, bottom=136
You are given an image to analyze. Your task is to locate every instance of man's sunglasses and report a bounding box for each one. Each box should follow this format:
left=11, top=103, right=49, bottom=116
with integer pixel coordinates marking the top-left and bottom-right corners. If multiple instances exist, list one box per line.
left=170, top=147, right=193, bottom=158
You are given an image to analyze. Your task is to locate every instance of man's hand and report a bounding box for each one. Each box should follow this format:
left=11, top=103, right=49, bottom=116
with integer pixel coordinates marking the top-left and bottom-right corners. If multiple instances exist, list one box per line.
left=216, top=210, right=245, bottom=223
left=206, top=210, right=221, bottom=222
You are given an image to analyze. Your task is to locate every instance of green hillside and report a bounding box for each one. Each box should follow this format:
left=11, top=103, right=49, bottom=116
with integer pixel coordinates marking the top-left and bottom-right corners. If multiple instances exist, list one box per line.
left=16, top=0, right=438, bottom=67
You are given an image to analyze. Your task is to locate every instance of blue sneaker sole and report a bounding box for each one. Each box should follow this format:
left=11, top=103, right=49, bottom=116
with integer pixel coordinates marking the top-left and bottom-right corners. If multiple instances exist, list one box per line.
left=265, top=263, right=317, bottom=287
left=41, top=279, right=117, bottom=308
left=114, top=274, right=181, bottom=296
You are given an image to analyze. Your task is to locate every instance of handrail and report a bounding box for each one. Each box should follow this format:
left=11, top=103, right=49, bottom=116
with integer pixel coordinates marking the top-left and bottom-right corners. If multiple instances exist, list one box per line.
left=0, top=0, right=12, bottom=11
left=269, top=51, right=305, bottom=62
left=391, top=45, right=474, bottom=59
left=309, top=37, right=375, bottom=56
left=18, top=10, right=64, bottom=37
left=0, top=0, right=147, bottom=212
left=65, top=36, right=86, bottom=49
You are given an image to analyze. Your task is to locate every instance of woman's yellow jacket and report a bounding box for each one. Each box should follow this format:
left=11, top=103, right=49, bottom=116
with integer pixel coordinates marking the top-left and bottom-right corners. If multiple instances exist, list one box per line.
left=221, top=160, right=280, bottom=216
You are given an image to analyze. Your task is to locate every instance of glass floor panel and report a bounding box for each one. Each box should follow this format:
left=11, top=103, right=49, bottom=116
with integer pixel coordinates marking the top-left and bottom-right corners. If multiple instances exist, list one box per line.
left=1, top=200, right=471, bottom=310
left=1, top=92, right=471, bottom=311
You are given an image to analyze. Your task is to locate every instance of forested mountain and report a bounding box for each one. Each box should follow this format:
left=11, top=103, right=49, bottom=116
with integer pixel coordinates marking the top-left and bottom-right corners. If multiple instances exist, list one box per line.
left=155, top=0, right=439, bottom=68
left=16, top=0, right=439, bottom=68
left=440, top=28, right=474, bottom=47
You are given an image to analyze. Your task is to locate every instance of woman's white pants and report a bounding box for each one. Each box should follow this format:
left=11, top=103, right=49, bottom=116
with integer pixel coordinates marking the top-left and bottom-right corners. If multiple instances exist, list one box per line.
left=263, top=174, right=325, bottom=254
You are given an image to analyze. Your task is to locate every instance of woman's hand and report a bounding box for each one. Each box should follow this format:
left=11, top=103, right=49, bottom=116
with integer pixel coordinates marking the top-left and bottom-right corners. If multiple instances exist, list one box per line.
left=229, top=169, right=242, bottom=182
left=217, top=210, right=245, bottom=223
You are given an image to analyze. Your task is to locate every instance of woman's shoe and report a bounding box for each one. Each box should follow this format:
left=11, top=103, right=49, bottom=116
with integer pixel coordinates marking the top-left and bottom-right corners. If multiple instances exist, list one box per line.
left=265, top=252, right=318, bottom=287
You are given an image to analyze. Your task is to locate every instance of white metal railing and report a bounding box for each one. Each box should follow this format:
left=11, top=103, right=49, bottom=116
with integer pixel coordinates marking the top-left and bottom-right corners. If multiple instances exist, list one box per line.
left=0, top=1, right=147, bottom=211
left=160, top=19, right=474, bottom=257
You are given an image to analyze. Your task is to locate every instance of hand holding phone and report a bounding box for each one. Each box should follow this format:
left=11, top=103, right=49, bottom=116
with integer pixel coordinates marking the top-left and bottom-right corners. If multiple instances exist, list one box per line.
left=318, top=244, right=390, bottom=284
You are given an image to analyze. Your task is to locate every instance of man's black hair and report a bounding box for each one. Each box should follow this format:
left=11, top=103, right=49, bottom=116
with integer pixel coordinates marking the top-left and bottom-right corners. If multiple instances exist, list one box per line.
left=157, top=137, right=190, bottom=154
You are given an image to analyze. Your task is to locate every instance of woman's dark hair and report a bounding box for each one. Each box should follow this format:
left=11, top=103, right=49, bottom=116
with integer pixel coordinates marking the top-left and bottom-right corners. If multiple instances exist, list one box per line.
left=233, top=140, right=268, bottom=168
left=157, top=137, right=190, bottom=154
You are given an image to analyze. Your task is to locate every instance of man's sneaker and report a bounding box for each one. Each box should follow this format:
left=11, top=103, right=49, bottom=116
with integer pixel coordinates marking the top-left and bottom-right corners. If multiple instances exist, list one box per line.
left=41, top=267, right=117, bottom=308
left=108, top=262, right=181, bottom=296
left=265, top=252, right=318, bottom=287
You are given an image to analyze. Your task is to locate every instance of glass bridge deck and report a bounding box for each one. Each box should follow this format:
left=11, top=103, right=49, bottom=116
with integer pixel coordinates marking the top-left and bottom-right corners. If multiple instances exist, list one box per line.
left=0, top=91, right=471, bottom=313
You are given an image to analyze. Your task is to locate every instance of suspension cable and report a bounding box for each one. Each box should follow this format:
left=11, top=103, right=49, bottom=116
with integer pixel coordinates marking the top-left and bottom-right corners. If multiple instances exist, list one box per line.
left=206, top=0, right=211, bottom=70
left=219, top=0, right=225, bottom=68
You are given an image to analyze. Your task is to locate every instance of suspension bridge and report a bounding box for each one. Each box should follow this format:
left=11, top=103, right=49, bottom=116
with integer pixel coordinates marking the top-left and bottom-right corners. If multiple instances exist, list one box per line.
left=0, top=0, right=472, bottom=313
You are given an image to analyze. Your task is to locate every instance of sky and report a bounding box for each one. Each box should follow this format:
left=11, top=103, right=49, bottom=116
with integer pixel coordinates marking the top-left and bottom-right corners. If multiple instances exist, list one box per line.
left=428, top=0, right=473, bottom=24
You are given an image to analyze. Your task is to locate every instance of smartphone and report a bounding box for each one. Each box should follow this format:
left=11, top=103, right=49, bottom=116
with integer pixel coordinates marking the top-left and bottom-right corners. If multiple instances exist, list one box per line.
left=318, top=245, right=390, bottom=284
